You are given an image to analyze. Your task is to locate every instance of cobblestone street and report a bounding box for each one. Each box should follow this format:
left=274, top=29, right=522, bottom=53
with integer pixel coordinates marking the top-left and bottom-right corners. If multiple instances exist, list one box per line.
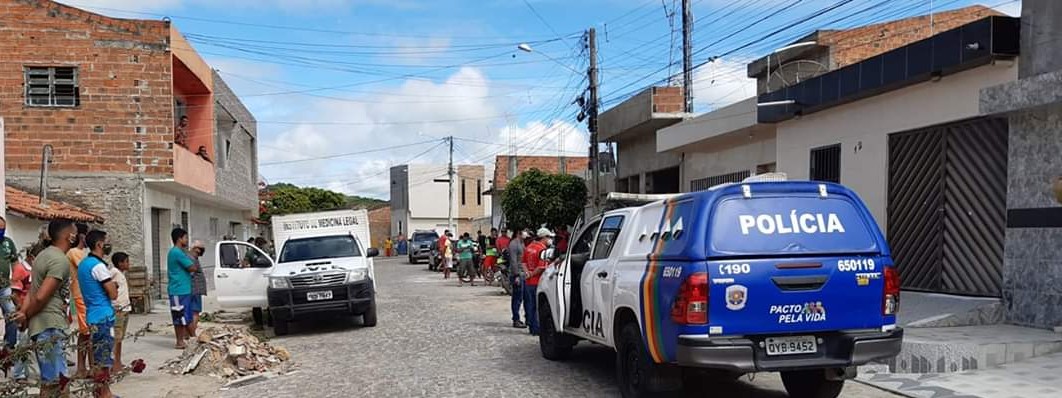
left=222, top=257, right=902, bottom=397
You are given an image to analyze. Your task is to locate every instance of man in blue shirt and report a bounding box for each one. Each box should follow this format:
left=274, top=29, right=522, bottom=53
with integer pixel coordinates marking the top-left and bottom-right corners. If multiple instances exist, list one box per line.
left=167, top=228, right=198, bottom=349
left=77, top=230, right=118, bottom=398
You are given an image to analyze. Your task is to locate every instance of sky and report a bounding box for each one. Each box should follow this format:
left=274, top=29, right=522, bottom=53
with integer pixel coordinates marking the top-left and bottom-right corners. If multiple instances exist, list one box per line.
left=60, top=0, right=1021, bottom=199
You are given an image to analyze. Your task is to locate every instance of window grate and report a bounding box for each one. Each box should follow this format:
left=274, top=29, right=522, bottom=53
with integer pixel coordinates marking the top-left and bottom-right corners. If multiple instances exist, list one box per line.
left=809, top=144, right=841, bottom=183
left=690, top=170, right=751, bottom=192
left=24, top=66, right=80, bottom=107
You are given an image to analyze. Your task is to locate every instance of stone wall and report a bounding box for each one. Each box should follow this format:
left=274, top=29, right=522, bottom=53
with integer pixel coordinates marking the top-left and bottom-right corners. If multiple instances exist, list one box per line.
left=6, top=172, right=145, bottom=269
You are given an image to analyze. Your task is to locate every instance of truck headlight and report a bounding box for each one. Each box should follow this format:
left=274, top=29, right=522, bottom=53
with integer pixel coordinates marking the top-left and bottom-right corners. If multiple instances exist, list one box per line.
left=346, top=269, right=368, bottom=283
left=269, top=277, right=291, bottom=289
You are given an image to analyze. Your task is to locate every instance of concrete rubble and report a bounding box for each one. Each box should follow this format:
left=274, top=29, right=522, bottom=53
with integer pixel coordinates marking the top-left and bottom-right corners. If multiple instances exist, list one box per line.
left=160, top=326, right=295, bottom=383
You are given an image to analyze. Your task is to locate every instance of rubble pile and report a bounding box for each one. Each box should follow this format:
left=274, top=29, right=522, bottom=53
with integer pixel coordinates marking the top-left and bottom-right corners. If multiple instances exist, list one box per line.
left=161, top=326, right=295, bottom=380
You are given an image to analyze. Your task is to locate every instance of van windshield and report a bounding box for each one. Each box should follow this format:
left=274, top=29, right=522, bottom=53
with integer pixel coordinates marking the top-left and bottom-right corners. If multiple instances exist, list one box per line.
left=709, top=196, right=879, bottom=256
left=279, top=235, right=362, bottom=262
left=412, top=232, right=438, bottom=242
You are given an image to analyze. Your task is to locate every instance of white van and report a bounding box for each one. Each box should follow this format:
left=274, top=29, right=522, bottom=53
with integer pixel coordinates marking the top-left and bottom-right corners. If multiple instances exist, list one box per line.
left=214, top=209, right=379, bottom=335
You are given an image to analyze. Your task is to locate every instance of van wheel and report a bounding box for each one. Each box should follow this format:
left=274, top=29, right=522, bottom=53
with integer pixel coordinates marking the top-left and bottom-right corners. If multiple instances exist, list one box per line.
left=617, top=323, right=678, bottom=398
left=408, top=255, right=417, bottom=264
left=252, top=307, right=264, bottom=327
left=273, top=320, right=290, bottom=336
left=362, top=302, right=378, bottom=327
left=781, top=370, right=844, bottom=398
left=538, top=299, right=574, bottom=360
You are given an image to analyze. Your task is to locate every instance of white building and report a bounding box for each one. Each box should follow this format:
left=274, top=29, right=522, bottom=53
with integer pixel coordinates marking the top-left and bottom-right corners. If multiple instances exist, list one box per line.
left=389, top=163, right=491, bottom=237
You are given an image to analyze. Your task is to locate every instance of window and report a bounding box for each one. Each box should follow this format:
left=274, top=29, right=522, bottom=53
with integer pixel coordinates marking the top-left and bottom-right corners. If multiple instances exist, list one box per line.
left=461, top=179, right=467, bottom=205
left=757, top=162, right=777, bottom=174
left=25, top=66, right=79, bottom=107
left=476, top=179, right=482, bottom=206
left=180, top=211, right=189, bottom=230
left=690, top=170, right=751, bottom=191
left=209, top=217, right=219, bottom=238
left=570, top=220, right=601, bottom=257
left=229, top=222, right=242, bottom=239
left=279, top=235, right=362, bottom=263
left=810, top=144, right=841, bottom=183
left=592, top=216, right=625, bottom=260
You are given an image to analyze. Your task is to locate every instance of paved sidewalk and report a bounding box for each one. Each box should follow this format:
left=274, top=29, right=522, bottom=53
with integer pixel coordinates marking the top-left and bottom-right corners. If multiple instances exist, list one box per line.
left=858, top=352, right=1062, bottom=398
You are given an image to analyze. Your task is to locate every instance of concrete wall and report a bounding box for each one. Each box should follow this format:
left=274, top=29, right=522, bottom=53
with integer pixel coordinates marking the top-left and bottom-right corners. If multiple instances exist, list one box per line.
left=681, top=133, right=776, bottom=192
left=212, top=70, right=259, bottom=212
left=6, top=213, right=43, bottom=253
left=616, top=130, right=681, bottom=185
left=8, top=172, right=145, bottom=269
left=776, top=64, right=1018, bottom=231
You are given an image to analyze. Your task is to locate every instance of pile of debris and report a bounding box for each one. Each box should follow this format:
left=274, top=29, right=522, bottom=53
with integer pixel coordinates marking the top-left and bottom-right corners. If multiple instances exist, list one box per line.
left=161, top=326, right=295, bottom=382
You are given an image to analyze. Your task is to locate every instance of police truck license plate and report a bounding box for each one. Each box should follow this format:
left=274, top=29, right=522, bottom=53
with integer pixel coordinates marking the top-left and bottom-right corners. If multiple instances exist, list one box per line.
left=306, top=291, right=333, bottom=301
left=765, top=336, right=817, bottom=356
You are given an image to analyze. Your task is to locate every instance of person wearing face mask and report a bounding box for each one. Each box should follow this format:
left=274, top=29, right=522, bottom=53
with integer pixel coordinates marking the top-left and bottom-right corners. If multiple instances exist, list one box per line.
left=507, top=230, right=528, bottom=329
left=521, top=228, right=554, bottom=336
left=66, top=223, right=92, bottom=379
left=0, top=216, right=20, bottom=355
left=187, top=241, right=208, bottom=337
left=76, top=230, right=118, bottom=398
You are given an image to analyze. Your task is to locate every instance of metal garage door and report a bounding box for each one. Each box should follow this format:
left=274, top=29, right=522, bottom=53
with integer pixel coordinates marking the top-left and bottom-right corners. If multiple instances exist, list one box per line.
left=887, top=118, right=1008, bottom=297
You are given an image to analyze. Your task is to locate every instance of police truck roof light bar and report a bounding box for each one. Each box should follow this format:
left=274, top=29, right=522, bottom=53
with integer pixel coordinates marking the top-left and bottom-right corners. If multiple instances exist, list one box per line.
left=883, top=267, right=900, bottom=315
left=671, top=272, right=709, bottom=325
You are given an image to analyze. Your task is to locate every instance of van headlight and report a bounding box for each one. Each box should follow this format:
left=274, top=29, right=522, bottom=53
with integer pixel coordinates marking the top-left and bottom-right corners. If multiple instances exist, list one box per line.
left=346, top=269, right=368, bottom=283
left=269, top=277, right=291, bottom=289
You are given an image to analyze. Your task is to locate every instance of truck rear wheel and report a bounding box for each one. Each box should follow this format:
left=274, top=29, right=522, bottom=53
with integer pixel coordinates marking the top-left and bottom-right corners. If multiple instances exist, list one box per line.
left=362, top=302, right=378, bottom=327
left=781, top=370, right=844, bottom=398
left=538, top=299, right=574, bottom=360
left=252, top=307, right=264, bottom=327
left=616, top=323, right=679, bottom=398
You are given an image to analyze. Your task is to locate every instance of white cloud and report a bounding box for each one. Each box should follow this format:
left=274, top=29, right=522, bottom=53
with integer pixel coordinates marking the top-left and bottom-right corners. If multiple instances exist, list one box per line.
left=691, top=58, right=757, bottom=111
left=58, top=0, right=181, bottom=15
left=59, top=0, right=420, bottom=16
left=257, top=67, right=586, bottom=199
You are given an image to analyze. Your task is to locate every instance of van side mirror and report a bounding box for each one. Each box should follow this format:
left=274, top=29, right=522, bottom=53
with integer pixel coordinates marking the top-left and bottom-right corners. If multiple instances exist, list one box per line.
left=367, top=248, right=380, bottom=258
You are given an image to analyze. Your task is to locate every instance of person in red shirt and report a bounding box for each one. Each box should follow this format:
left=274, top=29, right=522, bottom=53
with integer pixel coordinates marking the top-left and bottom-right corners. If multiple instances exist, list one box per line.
left=496, top=230, right=511, bottom=256
left=522, top=228, right=553, bottom=336
left=555, top=225, right=570, bottom=254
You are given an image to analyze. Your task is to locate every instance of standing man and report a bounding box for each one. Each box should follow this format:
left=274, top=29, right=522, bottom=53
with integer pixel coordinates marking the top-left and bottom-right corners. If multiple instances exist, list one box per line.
left=188, top=241, right=208, bottom=338
left=67, top=223, right=91, bottom=379
left=11, top=220, right=77, bottom=397
left=77, top=230, right=118, bottom=398
left=167, top=228, right=198, bottom=349
left=555, top=225, right=570, bottom=255
left=456, top=233, right=476, bottom=286
left=507, top=230, right=527, bottom=328
left=522, top=228, right=553, bottom=336
left=0, top=216, right=20, bottom=356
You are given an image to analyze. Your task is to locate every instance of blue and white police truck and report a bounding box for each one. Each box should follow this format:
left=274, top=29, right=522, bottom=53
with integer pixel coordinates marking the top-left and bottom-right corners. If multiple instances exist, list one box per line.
left=535, top=180, right=902, bottom=398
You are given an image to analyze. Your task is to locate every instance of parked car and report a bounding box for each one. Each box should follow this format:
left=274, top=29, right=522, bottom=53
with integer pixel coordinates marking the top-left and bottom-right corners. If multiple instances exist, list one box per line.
left=408, top=230, right=440, bottom=265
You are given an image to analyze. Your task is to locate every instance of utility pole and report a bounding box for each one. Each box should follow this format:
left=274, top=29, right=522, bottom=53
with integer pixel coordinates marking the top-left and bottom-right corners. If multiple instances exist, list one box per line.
left=447, top=135, right=454, bottom=233
left=682, top=0, right=693, bottom=113
left=587, top=28, right=600, bottom=211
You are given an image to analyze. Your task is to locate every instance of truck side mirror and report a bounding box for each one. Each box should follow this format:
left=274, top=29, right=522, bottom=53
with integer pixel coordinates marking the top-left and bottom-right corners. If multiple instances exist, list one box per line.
left=367, top=248, right=380, bottom=258
left=253, top=256, right=272, bottom=268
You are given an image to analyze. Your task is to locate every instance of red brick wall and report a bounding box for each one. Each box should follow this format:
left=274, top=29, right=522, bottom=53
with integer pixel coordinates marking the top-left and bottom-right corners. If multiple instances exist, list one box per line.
left=651, top=86, right=684, bottom=113
left=824, top=6, right=1001, bottom=68
left=0, top=0, right=175, bottom=175
left=368, top=206, right=391, bottom=246
left=492, top=155, right=590, bottom=191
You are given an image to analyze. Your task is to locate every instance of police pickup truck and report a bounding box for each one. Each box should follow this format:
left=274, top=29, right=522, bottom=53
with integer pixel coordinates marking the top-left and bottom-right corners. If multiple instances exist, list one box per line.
left=535, top=181, right=902, bottom=398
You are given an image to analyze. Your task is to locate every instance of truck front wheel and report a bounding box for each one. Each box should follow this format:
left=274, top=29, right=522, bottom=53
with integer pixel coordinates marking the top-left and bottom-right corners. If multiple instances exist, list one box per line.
left=362, top=301, right=378, bottom=327
left=273, top=319, right=290, bottom=336
left=781, top=370, right=845, bottom=398
left=538, top=299, right=574, bottom=360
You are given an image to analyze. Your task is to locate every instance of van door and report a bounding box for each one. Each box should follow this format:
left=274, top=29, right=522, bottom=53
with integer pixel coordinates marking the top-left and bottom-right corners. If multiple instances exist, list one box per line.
left=586, top=215, right=626, bottom=343
left=706, top=193, right=890, bottom=336
left=214, top=241, right=274, bottom=308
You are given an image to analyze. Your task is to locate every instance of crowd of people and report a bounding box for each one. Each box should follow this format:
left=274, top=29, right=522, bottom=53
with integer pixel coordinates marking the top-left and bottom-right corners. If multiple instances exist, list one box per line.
left=431, top=225, right=571, bottom=336
left=0, top=218, right=215, bottom=398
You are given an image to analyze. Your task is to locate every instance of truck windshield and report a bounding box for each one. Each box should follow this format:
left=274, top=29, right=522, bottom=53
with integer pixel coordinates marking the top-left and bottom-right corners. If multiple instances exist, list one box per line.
left=412, top=232, right=437, bottom=242
left=279, top=235, right=362, bottom=262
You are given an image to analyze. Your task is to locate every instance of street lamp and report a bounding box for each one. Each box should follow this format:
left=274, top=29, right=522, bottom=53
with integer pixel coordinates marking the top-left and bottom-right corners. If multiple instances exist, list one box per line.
left=516, top=43, right=581, bottom=74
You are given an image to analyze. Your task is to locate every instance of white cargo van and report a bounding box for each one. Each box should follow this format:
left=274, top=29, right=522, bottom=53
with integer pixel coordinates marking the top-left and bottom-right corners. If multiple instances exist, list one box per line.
left=214, top=209, right=379, bottom=335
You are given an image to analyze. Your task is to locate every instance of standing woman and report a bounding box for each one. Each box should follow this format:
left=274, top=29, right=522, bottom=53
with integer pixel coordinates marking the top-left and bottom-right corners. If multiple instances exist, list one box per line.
left=188, top=241, right=208, bottom=338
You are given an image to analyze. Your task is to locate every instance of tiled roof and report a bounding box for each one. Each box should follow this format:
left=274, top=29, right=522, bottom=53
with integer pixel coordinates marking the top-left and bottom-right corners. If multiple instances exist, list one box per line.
left=6, top=186, right=104, bottom=223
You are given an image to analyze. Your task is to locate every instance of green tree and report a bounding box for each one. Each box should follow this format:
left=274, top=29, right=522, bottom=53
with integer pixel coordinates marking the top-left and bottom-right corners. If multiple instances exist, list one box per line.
left=260, top=183, right=350, bottom=221
left=501, top=169, right=588, bottom=231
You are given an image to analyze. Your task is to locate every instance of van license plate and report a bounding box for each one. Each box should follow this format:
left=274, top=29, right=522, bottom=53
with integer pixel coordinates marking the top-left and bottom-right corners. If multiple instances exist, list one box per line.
left=765, top=336, right=817, bottom=356
left=306, top=291, right=333, bottom=301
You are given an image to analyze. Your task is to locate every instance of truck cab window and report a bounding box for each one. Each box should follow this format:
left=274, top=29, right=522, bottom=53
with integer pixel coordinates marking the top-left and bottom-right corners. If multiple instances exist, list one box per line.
left=592, top=216, right=625, bottom=260
left=279, top=235, right=362, bottom=263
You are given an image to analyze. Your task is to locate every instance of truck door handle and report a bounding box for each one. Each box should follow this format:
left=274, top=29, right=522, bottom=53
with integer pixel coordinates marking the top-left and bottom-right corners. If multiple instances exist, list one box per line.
left=217, top=273, right=229, bottom=279
left=597, top=271, right=609, bottom=278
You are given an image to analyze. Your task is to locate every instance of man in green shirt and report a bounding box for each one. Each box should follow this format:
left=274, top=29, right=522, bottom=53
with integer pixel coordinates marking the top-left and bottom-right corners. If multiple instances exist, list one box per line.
left=0, top=216, right=20, bottom=351
left=12, top=219, right=77, bottom=397
left=456, top=233, right=477, bottom=287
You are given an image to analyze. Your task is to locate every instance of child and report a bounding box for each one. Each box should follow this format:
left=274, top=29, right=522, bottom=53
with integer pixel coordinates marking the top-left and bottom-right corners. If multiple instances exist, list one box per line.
left=110, top=252, right=132, bottom=370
